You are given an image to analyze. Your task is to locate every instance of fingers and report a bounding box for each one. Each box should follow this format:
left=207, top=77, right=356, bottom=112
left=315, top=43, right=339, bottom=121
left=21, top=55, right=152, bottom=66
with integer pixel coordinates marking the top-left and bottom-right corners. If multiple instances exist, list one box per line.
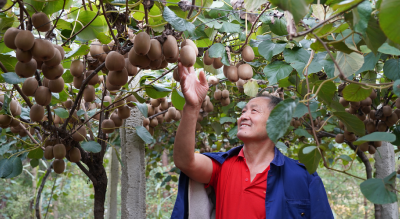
left=198, top=70, right=207, bottom=87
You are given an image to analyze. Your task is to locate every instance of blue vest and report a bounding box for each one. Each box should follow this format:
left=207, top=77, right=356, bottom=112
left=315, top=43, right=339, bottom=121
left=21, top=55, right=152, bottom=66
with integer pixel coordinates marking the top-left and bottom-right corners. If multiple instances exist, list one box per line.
left=171, top=146, right=334, bottom=219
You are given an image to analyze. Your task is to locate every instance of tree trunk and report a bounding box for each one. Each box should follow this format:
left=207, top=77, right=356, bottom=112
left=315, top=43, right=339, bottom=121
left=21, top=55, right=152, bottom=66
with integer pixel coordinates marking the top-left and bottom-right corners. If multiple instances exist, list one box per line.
left=106, top=147, right=120, bottom=219
left=374, top=141, right=399, bottom=219
left=162, top=149, right=170, bottom=198
left=85, top=156, right=108, bottom=219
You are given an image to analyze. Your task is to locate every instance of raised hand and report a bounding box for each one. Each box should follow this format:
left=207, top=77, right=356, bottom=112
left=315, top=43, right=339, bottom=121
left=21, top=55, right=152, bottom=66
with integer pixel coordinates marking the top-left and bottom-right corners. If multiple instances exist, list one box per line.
left=178, top=62, right=208, bottom=109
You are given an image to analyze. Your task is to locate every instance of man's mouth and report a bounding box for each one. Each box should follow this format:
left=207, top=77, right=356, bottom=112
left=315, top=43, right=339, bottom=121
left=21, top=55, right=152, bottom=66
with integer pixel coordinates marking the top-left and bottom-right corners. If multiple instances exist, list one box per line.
left=240, top=124, right=251, bottom=127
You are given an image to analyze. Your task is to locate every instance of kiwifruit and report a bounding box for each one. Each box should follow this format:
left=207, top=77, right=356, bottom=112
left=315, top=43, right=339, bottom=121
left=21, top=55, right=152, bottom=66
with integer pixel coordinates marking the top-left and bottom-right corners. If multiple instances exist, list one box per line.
left=126, top=95, right=137, bottom=107
left=360, top=97, right=372, bottom=106
left=165, top=107, right=177, bottom=121
left=208, top=76, right=219, bottom=85
left=182, top=39, right=198, bottom=56
left=165, top=50, right=179, bottom=63
left=70, top=60, right=84, bottom=77
left=134, top=32, right=151, bottom=55
left=349, top=101, right=360, bottom=110
left=221, top=89, right=229, bottom=99
left=53, top=144, right=66, bottom=159
left=43, top=77, right=50, bottom=87
left=73, top=74, right=84, bottom=89
left=151, top=98, right=160, bottom=107
left=221, top=97, right=231, bottom=106
left=31, top=39, right=55, bottom=61
left=101, top=119, right=115, bottom=133
left=4, top=28, right=21, bottom=49
left=357, top=113, right=366, bottom=121
left=15, top=59, right=37, bottom=78
left=236, top=79, right=245, bottom=92
left=15, top=30, right=35, bottom=51
left=32, top=12, right=51, bottom=32
left=197, top=113, right=203, bottom=122
left=102, top=96, right=112, bottom=108
left=335, top=134, right=344, bottom=143
left=30, top=104, right=44, bottom=122
left=64, top=99, right=73, bottom=109
left=359, top=142, right=369, bottom=152
left=68, top=147, right=81, bottom=163
left=105, top=51, right=125, bottom=71
left=118, top=106, right=130, bottom=119
left=16, top=49, right=32, bottom=63
left=377, top=121, right=387, bottom=132
left=22, top=77, right=38, bottom=96
left=128, top=49, right=151, bottom=68
left=242, top=46, right=255, bottom=62
left=368, top=145, right=376, bottom=154
left=44, top=48, right=62, bottom=67
left=111, top=112, right=123, bottom=127
left=9, top=100, right=19, bottom=116
left=0, top=115, right=11, bottom=126
left=366, top=121, right=375, bottom=133
left=163, top=35, right=178, bottom=59
left=72, top=126, right=87, bottom=142
left=369, top=89, right=377, bottom=99
left=90, top=42, right=106, bottom=60
left=374, top=141, right=382, bottom=147
left=226, top=66, right=239, bottom=82
left=83, top=85, right=95, bottom=103
left=106, top=79, right=121, bottom=91
left=48, top=77, right=65, bottom=93
left=10, top=125, right=20, bottom=134
left=238, top=64, right=253, bottom=80
left=387, top=113, right=398, bottom=127
left=54, top=45, right=65, bottom=60
left=125, top=58, right=138, bottom=76
left=42, top=64, right=63, bottom=80
left=203, top=51, right=214, bottom=65
left=382, top=105, right=392, bottom=117
left=344, top=131, right=356, bottom=142
left=53, top=159, right=65, bottom=174
left=143, top=118, right=150, bottom=127
left=173, top=68, right=180, bottom=82
left=361, top=106, right=371, bottom=114
left=147, top=39, right=163, bottom=61
left=174, top=110, right=181, bottom=121
left=212, top=57, right=223, bottom=69
left=44, top=146, right=54, bottom=160
left=9, top=118, right=20, bottom=127
left=149, top=118, right=158, bottom=127
left=339, top=97, right=349, bottom=107
left=103, top=41, right=114, bottom=53
left=180, top=46, right=196, bottom=67
left=394, top=109, right=400, bottom=119
left=108, top=68, right=128, bottom=86
left=369, top=110, right=376, bottom=120
left=35, top=86, right=52, bottom=106
left=147, top=104, right=155, bottom=116
left=214, top=89, right=222, bottom=100
left=380, top=116, right=387, bottom=121
left=160, top=100, right=169, bottom=111
left=159, top=58, right=169, bottom=69
left=204, top=100, right=214, bottom=112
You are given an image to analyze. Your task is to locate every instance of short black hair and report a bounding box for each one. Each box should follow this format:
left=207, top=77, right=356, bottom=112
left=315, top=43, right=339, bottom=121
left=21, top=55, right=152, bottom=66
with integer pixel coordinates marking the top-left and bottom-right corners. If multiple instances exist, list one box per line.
left=253, top=94, right=282, bottom=110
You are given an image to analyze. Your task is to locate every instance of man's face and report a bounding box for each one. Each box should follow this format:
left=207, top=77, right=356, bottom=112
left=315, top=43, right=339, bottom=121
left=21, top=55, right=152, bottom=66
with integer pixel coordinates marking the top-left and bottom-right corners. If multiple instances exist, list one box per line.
left=237, top=97, right=271, bottom=142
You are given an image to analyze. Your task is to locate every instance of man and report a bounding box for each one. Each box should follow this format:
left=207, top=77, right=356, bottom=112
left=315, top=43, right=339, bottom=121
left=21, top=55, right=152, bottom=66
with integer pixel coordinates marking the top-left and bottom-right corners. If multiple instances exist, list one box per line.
left=171, top=62, right=334, bottom=219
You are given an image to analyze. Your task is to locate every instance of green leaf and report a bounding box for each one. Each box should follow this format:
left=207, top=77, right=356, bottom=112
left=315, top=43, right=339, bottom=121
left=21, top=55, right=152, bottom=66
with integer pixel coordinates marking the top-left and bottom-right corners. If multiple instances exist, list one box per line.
left=132, top=102, right=148, bottom=118
left=228, top=126, right=238, bottom=139
left=42, top=0, right=73, bottom=15
left=219, top=22, right=240, bottom=33
left=263, top=61, right=293, bottom=85
left=353, top=132, right=396, bottom=145
left=378, top=43, right=400, bottom=55
left=379, top=0, right=400, bottom=45
left=269, top=0, right=310, bottom=24
left=293, top=101, right=318, bottom=118
left=5, top=157, right=22, bottom=179
left=54, top=108, right=69, bottom=119
left=333, top=112, right=365, bottom=136
left=303, top=146, right=318, bottom=154
left=267, top=99, right=298, bottom=143
left=342, top=83, right=372, bottom=102
left=298, top=144, right=321, bottom=174
left=135, top=126, right=155, bottom=144
left=163, top=7, right=195, bottom=33
left=54, top=20, right=72, bottom=30
left=275, top=141, right=288, bottom=153
left=243, top=80, right=259, bottom=97
left=393, top=79, right=400, bottom=97
left=356, top=53, right=381, bottom=75
left=171, top=89, right=185, bottom=110
left=211, top=122, right=222, bottom=135
left=62, top=70, right=73, bottom=83
left=69, top=10, right=108, bottom=41
left=269, top=17, right=288, bottom=36
left=96, top=32, right=112, bottom=44
left=220, top=117, right=236, bottom=124
left=352, top=0, right=371, bottom=35
left=244, top=0, right=269, bottom=11
left=334, top=52, right=364, bottom=78
left=295, top=128, right=313, bottom=138
left=145, top=85, right=171, bottom=99
left=0, top=55, right=17, bottom=74
left=81, top=141, right=101, bottom=153
left=30, top=158, right=39, bottom=168
left=258, top=40, right=286, bottom=62
left=1, top=72, right=26, bottom=84
left=132, top=92, right=146, bottom=103
left=315, top=80, right=336, bottom=104
left=364, top=16, right=387, bottom=54
left=65, top=45, right=90, bottom=59
left=360, top=171, right=397, bottom=204
left=383, top=58, right=400, bottom=81
left=392, top=125, right=400, bottom=146
left=28, top=147, right=44, bottom=159
left=207, top=43, right=230, bottom=66
left=0, top=158, right=13, bottom=178
left=338, top=155, right=352, bottom=162
left=283, top=48, right=322, bottom=74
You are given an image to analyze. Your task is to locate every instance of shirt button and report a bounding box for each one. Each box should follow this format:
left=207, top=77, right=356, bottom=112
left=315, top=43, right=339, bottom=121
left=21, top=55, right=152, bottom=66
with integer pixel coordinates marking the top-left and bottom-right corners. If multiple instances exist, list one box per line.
left=245, top=178, right=248, bottom=182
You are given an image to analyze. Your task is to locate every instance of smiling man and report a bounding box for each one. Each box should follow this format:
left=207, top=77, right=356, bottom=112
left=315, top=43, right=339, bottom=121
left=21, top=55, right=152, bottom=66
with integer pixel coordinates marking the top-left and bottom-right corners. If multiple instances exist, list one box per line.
left=171, top=62, right=334, bottom=219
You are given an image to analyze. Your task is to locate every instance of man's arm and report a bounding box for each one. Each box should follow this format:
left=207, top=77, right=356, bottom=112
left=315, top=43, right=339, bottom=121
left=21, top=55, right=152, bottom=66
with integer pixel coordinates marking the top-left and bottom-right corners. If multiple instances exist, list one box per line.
left=173, top=62, right=213, bottom=184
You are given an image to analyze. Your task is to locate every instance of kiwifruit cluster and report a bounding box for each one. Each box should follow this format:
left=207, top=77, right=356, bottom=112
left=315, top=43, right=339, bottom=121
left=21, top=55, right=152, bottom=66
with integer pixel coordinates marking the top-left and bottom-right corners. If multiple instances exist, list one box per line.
left=214, top=89, right=231, bottom=106
left=0, top=93, right=24, bottom=131
left=100, top=95, right=136, bottom=134
left=43, top=139, right=81, bottom=174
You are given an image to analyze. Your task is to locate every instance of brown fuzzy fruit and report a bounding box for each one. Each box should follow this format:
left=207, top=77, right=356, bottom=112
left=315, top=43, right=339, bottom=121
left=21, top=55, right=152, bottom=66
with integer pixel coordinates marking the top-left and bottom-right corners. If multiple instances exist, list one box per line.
left=357, top=113, right=366, bottom=121
left=106, top=78, right=121, bottom=91
left=0, top=115, right=11, bottom=126
left=163, top=35, right=178, bottom=59
left=165, top=50, right=179, bottom=63
left=125, top=58, right=138, bottom=76
left=44, top=48, right=62, bottom=67
left=339, top=97, right=349, bottom=107
left=32, top=12, right=51, bottom=32
left=182, top=39, right=198, bottom=56
left=359, top=142, right=369, bottom=152
left=173, top=68, right=180, bottom=82
left=53, top=144, right=66, bottom=159
left=15, top=59, right=37, bottom=78
left=128, top=49, right=151, bottom=69
left=221, top=97, right=231, bottom=106
left=369, top=89, right=377, bottom=99
left=9, top=100, right=20, bottom=116
left=15, top=30, right=35, bottom=51
left=238, top=64, right=253, bottom=80
left=226, top=66, right=239, bottom=82
left=368, top=145, right=376, bottom=154
left=90, top=42, right=106, bottom=60
left=64, top=99, right=73, bottom=109
left=159, top=100, right=169, bottom=111
left=203, top=51, right=214, bottom=65
left=365, top=121, right=375, bottom=133
left=54, top=45, right=65, bottom=60
left=369, top=110, right=377, bottom=120
left=180, top=46, right=196, bottom=67
left=242, top=46, right=255, bottom=62
left=30, top=104, right=44, bottom=122
left=360, top=97, right=372, bottom=106
left=126, top=95, right=137, bottom=107
left=143, top=118, right=150, bottom=127
left=105, top=51, right=125, bottom=71
left=22, top=77, right=38, bottom=96
left=387, top=113, right=398, bottom=127
left=214, top=89, right=222, bottom=100
left=147, top=39, right=163, bottom=61
left=44, top=146, right=54, bottom=160
left=108, top=68, right=128, bottom=86
left=69, top=147, right=81, bottom=163
left=111, top=113, right=123, bottom=127
left=377, top=121, right=387, bottom=132
left=212, top=57, right=223, bottom=69
left=361, top=106, right=371, bottom=114
left=4, top=28, right=21, bottom=49
left=84, top=70, right=99, bottom=86
left=48, top=77, right=65, bottom=93
left=208, top=76, right=219, bottom=85
left=118, top=106, right=131, bottom=119
left=53, top=159, right=65, bottom=174
left=70, top=60, right=84, bottom=77
left=236, top=79, right=245, bottom=92
left=73, top=74, right=84, bottom=89
left=42, top=64, right=64, bottom=80
left=102, top=119, right=115, bottom=133
left=149, top=58, right=162, bottom=70
left=374, top=141, right=382, bottom=147
left=150, top=98, right=160, bottom=107
left=149, top=118, right=158, bottom=127
left=335, top=134, right=344, bottom=143
left=344, top=131, right=356, bottom=142
left=83, top=85, right=96, bottom=103
left=35, top=86, right=52, bottom=106
left=222, top=89, right=229, bottom=99
left=382, top=105, right=392, bottom=117
left=31, top=39, right=55, bottom=61
left=394, top=109, right=400, bottom=119
left=134, top=32, right=151, bottom=55
left=10, top=118, right=20, bottom=127
left=72, top=126, right=87, bottom=142
left=349, top=101, right=360, bottom=109
left=16, top=49, right=32, bottom=63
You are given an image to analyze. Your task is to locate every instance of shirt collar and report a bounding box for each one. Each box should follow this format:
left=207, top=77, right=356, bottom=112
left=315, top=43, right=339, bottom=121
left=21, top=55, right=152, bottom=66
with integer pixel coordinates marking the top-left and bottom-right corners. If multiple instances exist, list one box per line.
left=228, top=145, right=285, bottom=166
left=238, top=148, right=245, bottom=158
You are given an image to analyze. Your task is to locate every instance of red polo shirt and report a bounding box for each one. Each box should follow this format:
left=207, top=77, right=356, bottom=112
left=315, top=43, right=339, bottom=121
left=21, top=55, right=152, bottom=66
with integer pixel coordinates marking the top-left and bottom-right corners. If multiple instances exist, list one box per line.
left=205, top=148, right=270, bottom=219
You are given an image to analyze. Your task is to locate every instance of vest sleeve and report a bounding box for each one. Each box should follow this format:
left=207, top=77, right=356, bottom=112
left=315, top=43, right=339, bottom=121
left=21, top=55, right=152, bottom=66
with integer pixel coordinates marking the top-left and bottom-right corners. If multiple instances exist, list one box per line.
left=204, top=158, right=221, bottom=189
left=309, top=175, right=335, bottom=219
